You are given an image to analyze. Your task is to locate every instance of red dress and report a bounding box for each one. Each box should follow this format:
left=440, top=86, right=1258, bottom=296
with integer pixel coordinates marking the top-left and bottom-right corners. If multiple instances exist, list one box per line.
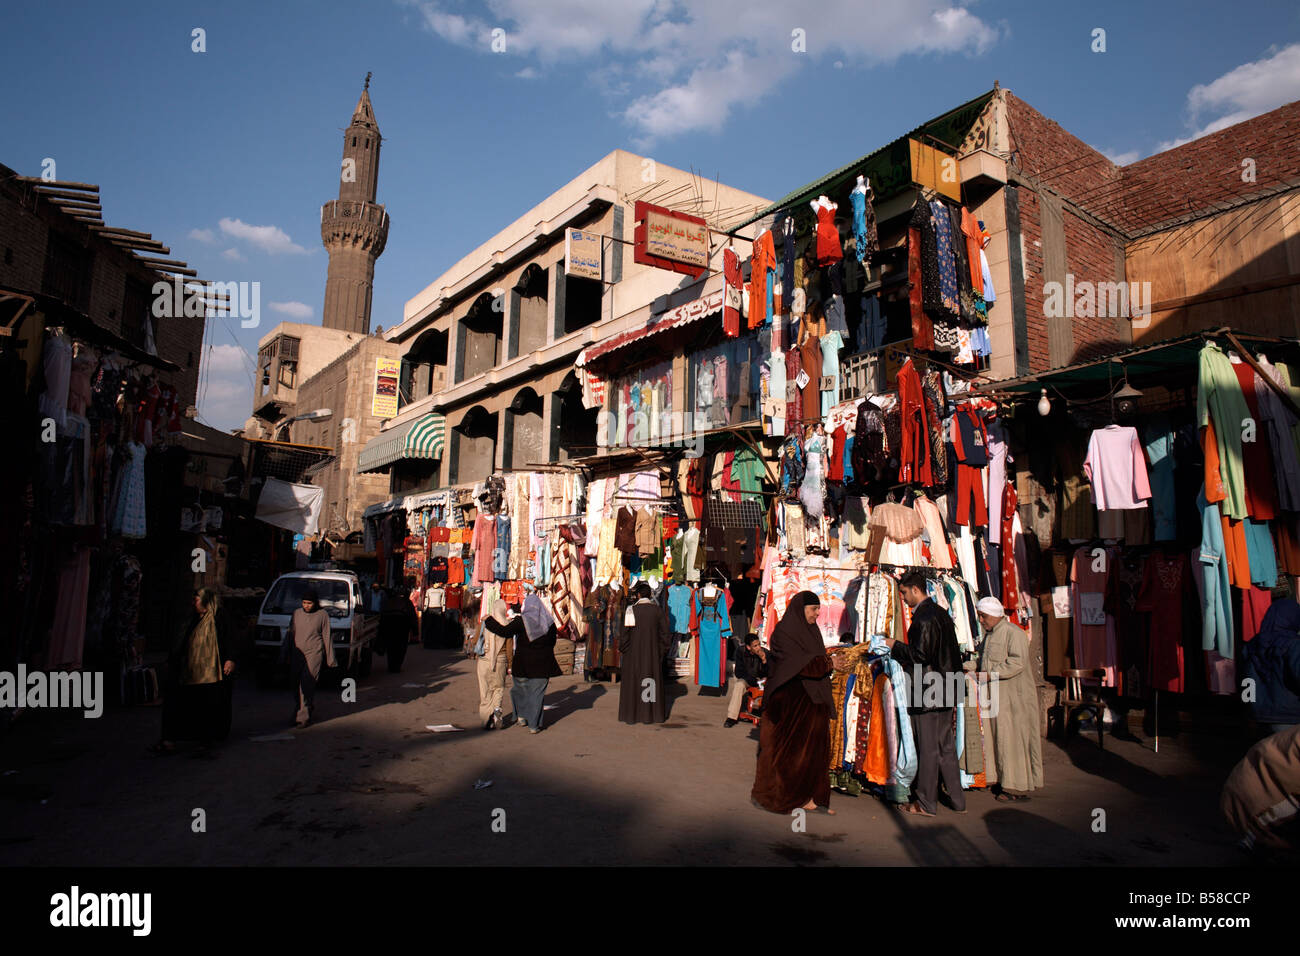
left=1136, top=552, right=1189, bottom=693
left=815, top=203, right=842, bottom=266
left=1231, top=364, right=1279, bottom=520
left=723, top=247, right=742, bottom=337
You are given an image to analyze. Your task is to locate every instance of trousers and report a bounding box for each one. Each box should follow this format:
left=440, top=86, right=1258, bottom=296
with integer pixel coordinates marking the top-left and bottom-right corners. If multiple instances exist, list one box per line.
left=955, top=464, right=988, bottom=528
left=727, top=677, right=754, bottom=721
left=511, top=676, right=549, bottom=729
left=290, top=645, right=325, bottom=725
left=911, top=708, right=965, bottom=814
left=477, top=657, right=508, bottom=722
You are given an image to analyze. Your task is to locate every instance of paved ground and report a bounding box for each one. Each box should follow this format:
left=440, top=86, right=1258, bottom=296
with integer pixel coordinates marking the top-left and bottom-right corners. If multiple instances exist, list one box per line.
left=0, top=645, right=1265, bottom=866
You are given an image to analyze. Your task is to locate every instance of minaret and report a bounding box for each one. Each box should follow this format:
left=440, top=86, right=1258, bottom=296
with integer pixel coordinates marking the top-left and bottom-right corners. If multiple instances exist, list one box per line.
left=320, top=73, right=389, bottom=334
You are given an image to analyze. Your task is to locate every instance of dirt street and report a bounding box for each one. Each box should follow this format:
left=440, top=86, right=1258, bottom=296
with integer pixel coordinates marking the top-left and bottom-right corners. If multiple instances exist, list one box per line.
left=0, top=646, right=1257, bottom=866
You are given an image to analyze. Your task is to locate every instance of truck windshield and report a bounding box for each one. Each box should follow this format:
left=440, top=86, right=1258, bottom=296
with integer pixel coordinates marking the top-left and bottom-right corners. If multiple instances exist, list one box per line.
left=264, top=579, right=352, bottom=618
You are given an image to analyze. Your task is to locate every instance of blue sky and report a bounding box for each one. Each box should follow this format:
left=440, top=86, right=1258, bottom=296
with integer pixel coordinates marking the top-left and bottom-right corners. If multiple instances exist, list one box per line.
left=4, top=0, right=1299, bottom=431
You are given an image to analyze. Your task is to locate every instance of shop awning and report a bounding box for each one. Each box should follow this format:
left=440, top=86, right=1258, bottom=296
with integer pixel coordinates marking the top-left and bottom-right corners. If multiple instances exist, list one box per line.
left=970, top=329, right=1300, bottom=396
left=362, top=498, right=406, bottom=519
left=577, top=289, right=723, bottom=367
left=358, top=413, right=446, bottom=473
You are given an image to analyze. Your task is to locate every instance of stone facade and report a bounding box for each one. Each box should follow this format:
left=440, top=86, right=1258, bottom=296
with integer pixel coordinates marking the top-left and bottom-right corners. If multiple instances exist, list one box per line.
left=320, top=80, right=388, bottom=335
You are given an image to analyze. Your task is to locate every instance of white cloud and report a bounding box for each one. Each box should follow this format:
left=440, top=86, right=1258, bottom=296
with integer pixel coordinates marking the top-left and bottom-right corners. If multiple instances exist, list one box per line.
left=221, top=247, right=245, bottom=261
left=515, top=66, right=539, bottom=79
left=198, top=344, right=255, bottom=431
left=1160, top=43, right=1300, bottom=149
left=218, top=217, right=309, bottom=255
left=1100, top=147, right=1141, bottom=166
left=406, top=0, right=1000, bottom=140
left=189, top=228, right=216, bottom=243
left=270, top=300, right=314, bottom=319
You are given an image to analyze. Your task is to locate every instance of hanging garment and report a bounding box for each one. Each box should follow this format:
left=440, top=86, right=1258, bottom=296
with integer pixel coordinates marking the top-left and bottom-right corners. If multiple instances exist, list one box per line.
left=800, top=431, right=827, bottom=520
left=929, top=200, right=960, bottom=316
left=819, top=330, right=844, bottom=419
left=614, top=505, right=638, bottom=554
left=907, top=205, right=934, bottom=350
left=691, top=586, right=732, bottom=688
left=472, top=515, right=497, bottom=585
left=1197, top=343, right=1252, bottom=520
left=897, top=359, right=934, bottom=486
left=110, top=441, right=147, bottom=539
left=1071, top=545, right=1117, bottom=686
left=1084, top=425, right=1153, bottom=511
left=813, top=200, right=842, bottom=266
left=1136, top=551, right=1191, bottom=693
left=748, top=230, right=776, bottom=329
left=799, top=331, right=822, bottom=422
left=723, top=247, right=743, bottom=337
left=1142, top=415, right=1179, bottom=541
left=1231, top=362, right=1280, bottom=520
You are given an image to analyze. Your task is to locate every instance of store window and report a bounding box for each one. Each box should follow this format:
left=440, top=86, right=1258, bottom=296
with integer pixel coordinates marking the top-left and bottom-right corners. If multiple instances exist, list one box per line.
left=687, top=332, right=763, bottom=433
left=608, top=358, right=673, bottom=448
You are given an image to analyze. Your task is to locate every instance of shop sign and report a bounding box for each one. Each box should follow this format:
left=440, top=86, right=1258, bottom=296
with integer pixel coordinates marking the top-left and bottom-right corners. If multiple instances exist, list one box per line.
left=372, top=357, right=400, bottom=418
left=565, top=228, right=603, bottom=281
left=633, top=201, right=709, bottom=279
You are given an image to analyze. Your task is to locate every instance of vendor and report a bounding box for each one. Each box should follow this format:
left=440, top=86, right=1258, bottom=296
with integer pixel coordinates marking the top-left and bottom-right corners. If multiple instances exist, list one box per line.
left=975, top=596, right=1043, bottom=801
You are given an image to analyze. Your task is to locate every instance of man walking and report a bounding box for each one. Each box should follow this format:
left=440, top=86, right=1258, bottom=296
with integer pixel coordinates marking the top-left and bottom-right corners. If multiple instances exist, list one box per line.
left=886, top=571, right=966, bottom=817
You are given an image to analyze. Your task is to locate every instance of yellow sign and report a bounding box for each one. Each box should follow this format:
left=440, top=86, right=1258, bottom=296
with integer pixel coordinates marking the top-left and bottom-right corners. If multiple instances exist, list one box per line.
left=909, top=138, right=961, bottom=201
left=372, top=357, right=400, bottom=418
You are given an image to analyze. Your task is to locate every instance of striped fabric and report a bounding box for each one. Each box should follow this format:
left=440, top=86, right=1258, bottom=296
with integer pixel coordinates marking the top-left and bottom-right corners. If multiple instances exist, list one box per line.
left=357, top=413, right=445, bottom=473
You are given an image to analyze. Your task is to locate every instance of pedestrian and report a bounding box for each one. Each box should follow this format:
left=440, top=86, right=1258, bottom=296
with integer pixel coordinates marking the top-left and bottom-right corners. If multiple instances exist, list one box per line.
left=1241, top=598, right=1300, bottom=734
left=476, top=599, right=511, bottom=730
left=724, top=634, right=768, bottom=728
left=152, top=588, right=237, bottom=754
left=1221, top=724, right=1300, bottom=855
left=284, top=588, right=336, bottom=728
left=619, top=581, right=673, bottom=724
left=975, top=596, right=1043, bottom=801
left=886, top=571, right=966, bottom=817
left=751, top=591, right=842, bottom=815
left=380, top=585, right=418, bottom=673
left=499, top=593, right=561, bottom=734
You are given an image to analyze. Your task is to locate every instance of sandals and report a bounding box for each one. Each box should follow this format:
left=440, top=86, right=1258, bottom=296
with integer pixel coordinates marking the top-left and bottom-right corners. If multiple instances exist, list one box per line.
left=995, top=791, right=1030, bottom=802
left=806, top=805, right=836, bottom=815
left=897, top=802, right=936, bottom=817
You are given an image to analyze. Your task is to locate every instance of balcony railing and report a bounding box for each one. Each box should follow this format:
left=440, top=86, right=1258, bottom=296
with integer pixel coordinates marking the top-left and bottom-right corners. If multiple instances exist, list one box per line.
left=320, top=200, right=388, bottom=228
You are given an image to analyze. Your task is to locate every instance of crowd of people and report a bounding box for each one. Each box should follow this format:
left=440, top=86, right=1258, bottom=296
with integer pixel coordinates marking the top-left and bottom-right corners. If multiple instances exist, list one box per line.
left=144, top=574, right=1300, bottom=852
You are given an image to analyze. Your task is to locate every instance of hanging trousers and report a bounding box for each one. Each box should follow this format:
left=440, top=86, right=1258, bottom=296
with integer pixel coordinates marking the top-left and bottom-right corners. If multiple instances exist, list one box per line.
left=954, top=464, right=988, bottom=528
left=911, top=708, right=966, bottom=814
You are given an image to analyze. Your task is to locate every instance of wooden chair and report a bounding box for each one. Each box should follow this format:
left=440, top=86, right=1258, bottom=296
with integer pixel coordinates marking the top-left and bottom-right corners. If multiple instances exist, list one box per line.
left=1058, top=668, right=1108, bottom=749
left=738, top=686, right=763, bottom=726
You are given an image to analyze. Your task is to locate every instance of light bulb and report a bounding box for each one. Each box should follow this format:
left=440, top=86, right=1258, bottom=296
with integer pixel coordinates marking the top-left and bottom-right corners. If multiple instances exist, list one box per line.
left=1037, top=388, right=1051, bottom=417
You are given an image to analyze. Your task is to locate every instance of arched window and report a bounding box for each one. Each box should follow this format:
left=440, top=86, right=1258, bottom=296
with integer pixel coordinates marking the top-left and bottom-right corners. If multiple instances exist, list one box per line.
left=510, top=263, right=548, bottom=359
left=505, top=387, right=543, bottom=469
left=450, top=405, right=498, bottom=484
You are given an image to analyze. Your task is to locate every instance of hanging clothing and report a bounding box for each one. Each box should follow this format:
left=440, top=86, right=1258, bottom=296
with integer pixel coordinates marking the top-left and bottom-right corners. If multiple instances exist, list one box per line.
left=1197, top=488, right=1235, bottom=658
left=1197, top=343, right=1252, bottom=520
left=692, top=586, right=732, bottom=688
left=748, top=230, right=776, bottom=329
left=1143, top=416, right=1179, bottom=541
left=619, top=599, right=673, bottom=723
left=110, top=441, right=147, bottom=539
left=723, top=247, right=743, bottom=337
left=472, top=515, right=497, bottom=585
left=1071, top=545, right=1117, bottom=686
left=1136, top=551, right=1191, bottom=693
left=898, top=359, right=934, bottom=486
left=813, top=200, right=842, bottom=266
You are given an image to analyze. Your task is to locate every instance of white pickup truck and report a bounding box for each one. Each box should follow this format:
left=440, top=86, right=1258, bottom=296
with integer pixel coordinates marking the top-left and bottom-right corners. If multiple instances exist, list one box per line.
left=252, top=570, right=378, bottom=686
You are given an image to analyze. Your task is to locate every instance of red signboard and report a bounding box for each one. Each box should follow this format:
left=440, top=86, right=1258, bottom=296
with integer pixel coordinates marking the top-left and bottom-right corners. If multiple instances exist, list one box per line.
left=633, top=201, right=709, bottom=279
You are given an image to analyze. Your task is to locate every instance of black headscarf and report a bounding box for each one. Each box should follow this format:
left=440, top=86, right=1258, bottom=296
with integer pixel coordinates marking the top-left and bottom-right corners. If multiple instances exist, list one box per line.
left=765, top=591, right=831, bottom=704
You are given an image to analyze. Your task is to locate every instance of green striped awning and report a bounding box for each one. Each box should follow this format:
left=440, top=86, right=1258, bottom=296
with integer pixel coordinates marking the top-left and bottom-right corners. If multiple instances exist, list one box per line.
left=357, top=413, right=445, bottom=473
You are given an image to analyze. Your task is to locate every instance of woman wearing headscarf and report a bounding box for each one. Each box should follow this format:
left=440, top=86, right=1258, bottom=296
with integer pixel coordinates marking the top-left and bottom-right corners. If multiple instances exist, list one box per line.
left=152, top=588, right=237, bottom=754
left=476, top=599, right=512, bottom=730
left=487, top=593, right=560, bottom=734
left=751, top=591, right=842, bottom=815
left=976, top=596, right=1043, bottom=800
left=619, top=581, right=673, bottom=724
left=285, top=587, right=336, bottom=728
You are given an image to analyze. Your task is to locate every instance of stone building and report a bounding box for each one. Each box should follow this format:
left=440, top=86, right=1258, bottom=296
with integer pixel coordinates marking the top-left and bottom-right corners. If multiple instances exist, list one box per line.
left=359, top=150, right=770, bottom=494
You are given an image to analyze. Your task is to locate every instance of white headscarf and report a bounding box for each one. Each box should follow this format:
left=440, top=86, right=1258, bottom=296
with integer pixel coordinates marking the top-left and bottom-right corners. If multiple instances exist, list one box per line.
left=521, top=593, right=553, bottom=642
left=976, top=597, right=1005, bottom=618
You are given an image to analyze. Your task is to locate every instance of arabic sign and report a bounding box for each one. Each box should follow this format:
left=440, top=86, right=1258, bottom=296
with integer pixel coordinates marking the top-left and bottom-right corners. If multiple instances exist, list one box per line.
left=633, top=201, right=709, bottom=279
left=565, top=228, right=603, bottom=281
left=372, top=357, right=400, bottom=418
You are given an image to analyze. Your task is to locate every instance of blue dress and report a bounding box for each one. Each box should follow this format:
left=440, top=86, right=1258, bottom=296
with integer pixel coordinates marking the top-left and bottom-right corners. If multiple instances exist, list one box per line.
left=693, top=588, right=731, bottom=688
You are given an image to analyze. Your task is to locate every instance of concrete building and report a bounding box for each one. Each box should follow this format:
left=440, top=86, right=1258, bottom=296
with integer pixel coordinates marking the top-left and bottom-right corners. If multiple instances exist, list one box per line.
left=359, top=150, right=770, bottom=493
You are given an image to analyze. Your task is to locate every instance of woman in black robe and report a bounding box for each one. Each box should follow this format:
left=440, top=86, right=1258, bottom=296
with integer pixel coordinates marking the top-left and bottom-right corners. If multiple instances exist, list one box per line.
left=618, top=582, right=672, bottom=724
left=152, top=589, right=237, bottom=754
left=751, top=591, right=841, bottom=814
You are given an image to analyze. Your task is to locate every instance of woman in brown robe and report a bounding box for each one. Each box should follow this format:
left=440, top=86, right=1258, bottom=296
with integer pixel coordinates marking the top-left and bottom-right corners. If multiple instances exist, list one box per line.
left=751, top=591, right=841, bottom=815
